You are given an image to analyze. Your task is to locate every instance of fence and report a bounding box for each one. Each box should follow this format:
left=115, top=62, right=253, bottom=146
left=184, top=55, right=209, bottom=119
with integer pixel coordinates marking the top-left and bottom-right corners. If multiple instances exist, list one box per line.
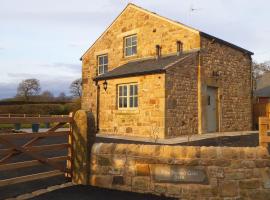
left=254, top=103, right=270, bottom=129
left=0, top=114, right=73, bottom=187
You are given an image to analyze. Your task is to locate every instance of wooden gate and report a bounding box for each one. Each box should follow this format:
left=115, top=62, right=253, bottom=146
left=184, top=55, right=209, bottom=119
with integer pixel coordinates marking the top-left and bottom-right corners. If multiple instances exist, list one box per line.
left=0, top=114, right=73, bottom=187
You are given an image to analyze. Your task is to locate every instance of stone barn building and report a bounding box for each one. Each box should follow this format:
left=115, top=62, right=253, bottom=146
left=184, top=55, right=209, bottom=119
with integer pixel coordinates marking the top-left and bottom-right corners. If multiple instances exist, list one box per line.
left=81, top=3, right=253, bottom=139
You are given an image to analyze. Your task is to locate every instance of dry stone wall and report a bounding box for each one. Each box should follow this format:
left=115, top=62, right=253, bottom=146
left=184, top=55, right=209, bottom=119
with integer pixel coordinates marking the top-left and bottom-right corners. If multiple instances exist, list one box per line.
left=90, top=143, right=270, bottom=200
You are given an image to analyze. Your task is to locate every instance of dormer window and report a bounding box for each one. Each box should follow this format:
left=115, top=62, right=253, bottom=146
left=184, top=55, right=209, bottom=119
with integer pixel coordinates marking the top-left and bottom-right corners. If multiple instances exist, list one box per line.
left=124, top=35, right=137, bottom=57
left=97, top=54, right=108, bottom=75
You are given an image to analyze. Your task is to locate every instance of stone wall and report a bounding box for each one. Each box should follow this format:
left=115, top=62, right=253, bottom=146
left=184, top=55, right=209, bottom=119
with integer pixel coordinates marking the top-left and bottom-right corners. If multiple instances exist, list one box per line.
left=200, top=36, right=252, bottom=133
left=89, top=143, right=270, bottom=200
left=165, top=53, right=199, bottom=138
left=81, top=4, right=200, bottom=114
left=98, top=74, right=166, bottom=138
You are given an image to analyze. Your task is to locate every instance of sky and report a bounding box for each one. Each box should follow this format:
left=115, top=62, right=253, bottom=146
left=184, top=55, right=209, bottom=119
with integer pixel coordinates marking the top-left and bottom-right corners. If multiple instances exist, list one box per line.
left=0, top=0, right=270, bottom=99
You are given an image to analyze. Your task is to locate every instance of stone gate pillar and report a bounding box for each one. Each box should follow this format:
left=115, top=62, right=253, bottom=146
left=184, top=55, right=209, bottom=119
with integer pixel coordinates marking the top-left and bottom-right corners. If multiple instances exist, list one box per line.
left=71, top=110, right=96, bottom=185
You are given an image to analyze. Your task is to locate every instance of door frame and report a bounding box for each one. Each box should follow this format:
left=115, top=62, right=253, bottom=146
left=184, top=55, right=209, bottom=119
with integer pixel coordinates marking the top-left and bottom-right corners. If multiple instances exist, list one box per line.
left=206, top=86, right=219, bottom=133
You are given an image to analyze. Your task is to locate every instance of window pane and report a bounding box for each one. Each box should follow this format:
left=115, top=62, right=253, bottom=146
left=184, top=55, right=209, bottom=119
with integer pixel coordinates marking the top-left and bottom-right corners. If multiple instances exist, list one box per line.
left=119, top=97, right=123, bottom=108
left=126, top=37, right=132, bottom=46
left=130, top=97, right=133, bottom=107
left=119, top=86, right=122, bottom=96
left=134, top=97, right=138, bottom=107
left=123, top=86, right=127, bottom=96
left=125, top=47, right=132, bottom=56
left=104, top=56, right=108, bottom=64
left=132, top=46, right=137, bottom=55
left=99, top=66, right=103, bottom=74
left=104, top=64, right=108, bottom=73
left=134, top=85, right=138, bottom=95
left=130, top=85, right=134, bottom=96
left=132, top=36, right=137, bottom=45
left=123, top=97, right=127, bottom=107
left=98, top=57, right=103, bottom=65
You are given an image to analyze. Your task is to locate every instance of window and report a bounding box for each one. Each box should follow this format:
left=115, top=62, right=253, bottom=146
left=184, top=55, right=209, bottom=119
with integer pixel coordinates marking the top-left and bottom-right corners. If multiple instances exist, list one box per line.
left=97, top=54, right=108, bottom=75
left=124, top=35, right=137, bottom=57
left=118, top=83, right=138, bottom=109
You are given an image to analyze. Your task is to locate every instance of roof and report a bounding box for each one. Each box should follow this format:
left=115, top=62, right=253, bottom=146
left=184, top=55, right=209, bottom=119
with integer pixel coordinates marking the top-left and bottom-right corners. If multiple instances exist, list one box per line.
left=93, top=51, right=198, bottom=81
left=254, top=86, right=270, bottom=97
left=80, top=3, right=253, bottom=60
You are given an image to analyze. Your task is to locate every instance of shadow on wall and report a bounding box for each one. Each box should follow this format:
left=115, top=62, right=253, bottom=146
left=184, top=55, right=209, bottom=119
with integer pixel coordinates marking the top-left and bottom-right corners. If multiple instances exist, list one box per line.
left=72, top=110, right=96, bottom=185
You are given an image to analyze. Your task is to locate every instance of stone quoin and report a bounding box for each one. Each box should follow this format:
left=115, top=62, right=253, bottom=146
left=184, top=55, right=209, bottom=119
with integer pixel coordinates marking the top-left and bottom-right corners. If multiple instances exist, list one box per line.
left=81, top=3, right=253, bottom=138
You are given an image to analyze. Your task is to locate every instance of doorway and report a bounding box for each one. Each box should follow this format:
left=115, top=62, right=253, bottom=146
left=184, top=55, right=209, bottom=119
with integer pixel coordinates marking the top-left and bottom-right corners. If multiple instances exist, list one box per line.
left=206, top=86, right=218, bottom=132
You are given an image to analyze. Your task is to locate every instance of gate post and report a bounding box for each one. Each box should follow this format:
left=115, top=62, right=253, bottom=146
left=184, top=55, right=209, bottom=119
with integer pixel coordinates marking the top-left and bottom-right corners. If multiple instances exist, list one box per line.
left=71, top=110, right=96, bottom=185
left=259, top=117, right=269, bottom=148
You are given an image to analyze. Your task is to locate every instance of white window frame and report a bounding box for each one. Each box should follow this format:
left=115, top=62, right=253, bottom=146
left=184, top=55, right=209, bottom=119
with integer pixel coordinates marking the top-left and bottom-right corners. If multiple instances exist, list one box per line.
left=124, top=35, right=137, bottom=57
left=97, top=54, right=108, bottom=75
left=118, top=83, right=138, bottom=110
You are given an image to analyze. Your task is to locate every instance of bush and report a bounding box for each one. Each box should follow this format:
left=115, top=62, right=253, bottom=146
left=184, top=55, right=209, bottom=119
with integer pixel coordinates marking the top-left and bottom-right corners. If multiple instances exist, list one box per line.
left=0, top=101, right=81, bottom=115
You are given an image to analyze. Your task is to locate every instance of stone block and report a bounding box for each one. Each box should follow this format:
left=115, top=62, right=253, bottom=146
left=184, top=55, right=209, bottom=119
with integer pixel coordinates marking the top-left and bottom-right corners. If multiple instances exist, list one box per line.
left=239, top=179, right=261, bottom=189
left=240, top=160, right=255, bottom=168
left=97, top=156, right=112, bottom=166
left=219, top=181, right=238, bottom=197
left=208, top=166, right=224, bottom=178
left=153, top=184, right=167, bottom=195
left=112, top=176, right=124, bottom=185
left=167, top=184, right=181, bottom=197
left=132, top=177, right=150, bottom=192
left=90, top=175, right=113, bottom=188
left=135, top=164, right=150, bottom=176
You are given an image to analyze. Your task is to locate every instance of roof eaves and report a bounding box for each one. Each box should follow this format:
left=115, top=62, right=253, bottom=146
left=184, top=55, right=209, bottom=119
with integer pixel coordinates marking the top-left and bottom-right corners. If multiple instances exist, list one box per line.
left=93, top=69, right=165, bottom=81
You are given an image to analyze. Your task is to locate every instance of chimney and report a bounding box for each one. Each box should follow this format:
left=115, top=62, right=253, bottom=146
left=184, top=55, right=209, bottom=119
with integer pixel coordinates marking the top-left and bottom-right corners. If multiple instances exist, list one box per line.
left=156, top=45, right=161, bottom=59
left=176, top=41, right=183, bottom=55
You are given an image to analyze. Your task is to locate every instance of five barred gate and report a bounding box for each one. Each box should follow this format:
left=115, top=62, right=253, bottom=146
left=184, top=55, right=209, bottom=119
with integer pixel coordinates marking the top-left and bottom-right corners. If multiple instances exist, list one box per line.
left=0, top=114, right=73, bottom=187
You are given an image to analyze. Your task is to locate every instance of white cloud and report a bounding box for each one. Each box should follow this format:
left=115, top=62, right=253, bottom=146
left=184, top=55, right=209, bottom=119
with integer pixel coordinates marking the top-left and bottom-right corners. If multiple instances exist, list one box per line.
left=0, top=0, right=270, bottom=99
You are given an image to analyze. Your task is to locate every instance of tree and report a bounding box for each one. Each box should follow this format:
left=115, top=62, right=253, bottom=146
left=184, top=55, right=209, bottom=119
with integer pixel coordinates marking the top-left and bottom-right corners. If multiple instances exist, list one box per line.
left=16, top=79, right=41, bottom=101
left=57, top=92, right=67, bottom=101
left=40, top=90, right=54, bottom=101
left=70, top=78, right=82, bottom=98
left=252, top=61, right=270, bottom=90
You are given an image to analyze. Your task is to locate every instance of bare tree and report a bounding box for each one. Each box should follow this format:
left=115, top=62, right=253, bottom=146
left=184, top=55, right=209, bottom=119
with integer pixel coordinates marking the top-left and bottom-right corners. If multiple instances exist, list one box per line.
left=70, top=78, right=82, bottom=98
left=16, top=79, right=41, bottom=101
left=252, top=61, right=270, bottom=90
left=57, top=92, right=69, bottom=101
left=40, top=90, right=54, bottom=101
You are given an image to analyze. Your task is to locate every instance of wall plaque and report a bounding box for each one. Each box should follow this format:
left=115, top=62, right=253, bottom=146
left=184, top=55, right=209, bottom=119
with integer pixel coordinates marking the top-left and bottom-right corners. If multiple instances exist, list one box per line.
left=152, top=165, right=208, bottom=184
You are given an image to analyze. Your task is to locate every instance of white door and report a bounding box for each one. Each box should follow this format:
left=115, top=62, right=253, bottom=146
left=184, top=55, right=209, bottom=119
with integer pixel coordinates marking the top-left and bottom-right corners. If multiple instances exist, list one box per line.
left=207, top=87, right=217, bottom=132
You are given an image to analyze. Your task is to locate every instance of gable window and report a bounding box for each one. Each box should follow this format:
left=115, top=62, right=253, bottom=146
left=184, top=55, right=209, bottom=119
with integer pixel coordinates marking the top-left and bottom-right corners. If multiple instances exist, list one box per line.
left=97, top=54, right=108, bottom=75
left=118, top=83, right=138, bottom=109
left=124, top=35, right=137, bottom=57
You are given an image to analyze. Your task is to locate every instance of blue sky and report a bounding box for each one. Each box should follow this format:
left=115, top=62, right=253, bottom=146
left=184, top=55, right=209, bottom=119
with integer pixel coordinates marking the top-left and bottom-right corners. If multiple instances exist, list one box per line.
left=0, top=0, right=270, bottom=99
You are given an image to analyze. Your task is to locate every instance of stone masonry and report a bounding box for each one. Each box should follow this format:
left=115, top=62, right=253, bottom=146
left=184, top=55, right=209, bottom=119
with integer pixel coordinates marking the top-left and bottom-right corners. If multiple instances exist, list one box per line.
left=200, top=36, right=252, bottom=133
left=89, top=143, right=270, bottom=200
left=98, top=74, right=165, bottom=138
left=81, top=3, right=253, bottom=138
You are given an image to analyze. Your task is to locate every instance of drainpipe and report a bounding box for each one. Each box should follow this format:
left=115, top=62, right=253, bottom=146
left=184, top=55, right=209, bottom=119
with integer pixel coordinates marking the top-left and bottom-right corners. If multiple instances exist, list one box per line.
left=95, top=81, right=100, bottom=133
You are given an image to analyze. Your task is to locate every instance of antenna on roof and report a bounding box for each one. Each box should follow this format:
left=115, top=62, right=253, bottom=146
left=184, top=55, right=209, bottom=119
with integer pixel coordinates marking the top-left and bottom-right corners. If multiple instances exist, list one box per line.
left=188, top=3, right=202, bottom=25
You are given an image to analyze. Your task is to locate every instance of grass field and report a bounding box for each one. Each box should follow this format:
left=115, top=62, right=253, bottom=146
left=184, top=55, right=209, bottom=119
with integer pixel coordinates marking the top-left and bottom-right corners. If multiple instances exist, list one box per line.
left=0, top=123, right=69, bottom=132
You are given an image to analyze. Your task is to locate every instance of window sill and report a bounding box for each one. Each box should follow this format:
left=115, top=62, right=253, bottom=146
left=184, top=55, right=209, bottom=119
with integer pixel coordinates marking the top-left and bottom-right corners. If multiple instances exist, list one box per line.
left=114, top=109, right=140, bottom=115
left=122, top=54, right=138, bottom=61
